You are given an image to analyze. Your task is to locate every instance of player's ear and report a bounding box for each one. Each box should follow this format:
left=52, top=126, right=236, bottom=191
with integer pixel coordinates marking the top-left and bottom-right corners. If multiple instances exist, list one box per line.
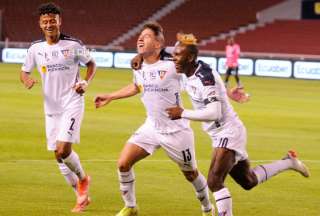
left=188, top=53, right=196, bottom=63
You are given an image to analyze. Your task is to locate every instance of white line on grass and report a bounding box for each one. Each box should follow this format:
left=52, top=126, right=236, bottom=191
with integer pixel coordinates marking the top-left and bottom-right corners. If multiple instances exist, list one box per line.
left=2, top=159, right=320, bottom=163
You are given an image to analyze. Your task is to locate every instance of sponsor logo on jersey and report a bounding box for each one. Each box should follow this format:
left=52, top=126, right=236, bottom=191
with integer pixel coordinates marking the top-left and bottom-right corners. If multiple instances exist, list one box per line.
left=41, top=65, right=47, bottom=73
left=46, top=64, right=70, bottom=72
left=158, top=70, right=167, bottom=80
left=137, top=84, right=144, bottom=92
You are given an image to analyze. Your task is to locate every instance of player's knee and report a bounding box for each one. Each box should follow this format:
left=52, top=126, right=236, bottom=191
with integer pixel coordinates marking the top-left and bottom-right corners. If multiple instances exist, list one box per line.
left=55, top=148, right=69, bottom=160
left=239, top=178, right=258, bottom=191
left=117, top=159, right=131, bottom=172
left=183, top=170, right=198, bottom=182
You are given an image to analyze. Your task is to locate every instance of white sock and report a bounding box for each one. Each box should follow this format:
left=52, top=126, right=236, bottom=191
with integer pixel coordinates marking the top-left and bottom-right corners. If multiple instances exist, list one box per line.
left=252, top=159, right=292, bottom=184
left=191, top=173, right=213, bottom=213
left=118, top=169, right=136, bottom=207
left=62, top=151, right=86, bottom=180
left=58, top=162, right=79, bottom=195
left=214, top=187, right=233, bottom=216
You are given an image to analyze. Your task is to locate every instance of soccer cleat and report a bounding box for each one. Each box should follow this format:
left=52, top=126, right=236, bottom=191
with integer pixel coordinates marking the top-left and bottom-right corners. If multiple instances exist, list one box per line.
left=77, top=176, right=91, bottom=198
left=202, top=208, right=214, bottom=216
left=115, top=206, right=138, bottom=216
left=285, top=150, right=310, bottom=177
left=71, top=196, right=91, bottom=213
left=75, top=175, right=91, bottom=209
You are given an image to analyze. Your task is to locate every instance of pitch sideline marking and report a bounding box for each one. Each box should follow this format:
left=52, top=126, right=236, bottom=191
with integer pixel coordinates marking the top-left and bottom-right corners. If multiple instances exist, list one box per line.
left=1, top=159, right=320, bottom=163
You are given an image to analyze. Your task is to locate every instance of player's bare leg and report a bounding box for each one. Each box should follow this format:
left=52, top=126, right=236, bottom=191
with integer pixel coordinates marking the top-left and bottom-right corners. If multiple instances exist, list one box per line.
left=182, top=170, right=213, bottom=215
left=116, top=143, right=150, bottom=216
left=234, top=67, right=242, bottom=88
left=229, top=159, right=258, bottom=190
left=224, top=68, right=232, bottom=87
left=207, top=148, right=236, bottom=216
left=55, top=141, right=90, bottom=212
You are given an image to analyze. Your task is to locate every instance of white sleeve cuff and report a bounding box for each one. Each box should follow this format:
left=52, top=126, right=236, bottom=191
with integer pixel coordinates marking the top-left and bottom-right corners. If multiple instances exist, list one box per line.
left=181, top=102, right=222, bottom=121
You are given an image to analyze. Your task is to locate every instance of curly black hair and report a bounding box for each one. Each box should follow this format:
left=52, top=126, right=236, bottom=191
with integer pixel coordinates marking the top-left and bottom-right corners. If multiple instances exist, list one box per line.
left=38, top=2, right=61, bottom=16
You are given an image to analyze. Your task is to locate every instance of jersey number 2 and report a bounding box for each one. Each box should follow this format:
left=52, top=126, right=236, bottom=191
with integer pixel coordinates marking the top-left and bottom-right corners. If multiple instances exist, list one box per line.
left=69, top=118, right=76, bottom=131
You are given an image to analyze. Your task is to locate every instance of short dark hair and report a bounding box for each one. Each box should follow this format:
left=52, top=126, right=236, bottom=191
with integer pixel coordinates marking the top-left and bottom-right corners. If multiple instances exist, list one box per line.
left=141, top=21, right=165, bottom=46
left=38, top=2, right=61, bottom=16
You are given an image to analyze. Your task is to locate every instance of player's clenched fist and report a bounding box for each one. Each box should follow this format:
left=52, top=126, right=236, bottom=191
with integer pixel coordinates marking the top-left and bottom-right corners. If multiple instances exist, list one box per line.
left=73, top=80, right=88, bottom=95
left=21, top=73, right=37, bottom=89
left=94, top=94, right=112, bottom=108
left=165, top=106, right=183, bottom=120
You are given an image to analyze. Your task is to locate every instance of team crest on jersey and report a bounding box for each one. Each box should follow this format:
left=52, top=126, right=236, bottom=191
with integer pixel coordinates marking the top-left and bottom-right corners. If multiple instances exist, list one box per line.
left=158, top=70, right=167, bottom=80
left=61, top=49, right=71, bottom=58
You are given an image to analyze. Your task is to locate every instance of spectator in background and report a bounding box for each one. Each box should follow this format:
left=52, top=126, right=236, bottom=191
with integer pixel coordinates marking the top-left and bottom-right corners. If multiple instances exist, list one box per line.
left=224, top=36, right=241, bottom=88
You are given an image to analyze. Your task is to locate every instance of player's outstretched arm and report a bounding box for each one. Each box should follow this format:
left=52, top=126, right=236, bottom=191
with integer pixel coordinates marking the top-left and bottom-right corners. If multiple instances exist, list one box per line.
left=94, top=83, right=140, bottom=109
left=73, top=60, right=96, bottom=95
left=166, top=102, right=222, bottom=121
left=20, top=71, right=37, bottom=89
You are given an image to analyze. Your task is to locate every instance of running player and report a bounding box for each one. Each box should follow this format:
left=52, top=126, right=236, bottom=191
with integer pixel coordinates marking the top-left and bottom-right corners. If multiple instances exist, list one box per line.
left=95, top=22, right=213, bottom=216
left=20, top=3, right=96, bottom=213
left=166, top=34, right=310, bottom=216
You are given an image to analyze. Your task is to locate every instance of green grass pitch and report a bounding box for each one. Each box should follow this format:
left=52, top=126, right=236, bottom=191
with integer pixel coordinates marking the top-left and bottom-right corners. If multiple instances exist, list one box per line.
left=0, top=63, right=319, bottom=216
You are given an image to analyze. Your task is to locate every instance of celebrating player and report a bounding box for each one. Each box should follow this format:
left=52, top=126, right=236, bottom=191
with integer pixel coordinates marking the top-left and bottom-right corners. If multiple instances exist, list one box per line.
left=95, top=22, right=213, bottom=216
left=20, top=3, right=96, bottom=213
left=166, top=34, right=310, bottom=216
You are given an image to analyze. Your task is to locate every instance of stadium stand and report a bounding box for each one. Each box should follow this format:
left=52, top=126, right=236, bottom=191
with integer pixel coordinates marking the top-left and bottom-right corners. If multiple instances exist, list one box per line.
left=201, top=19, right=320, bottom=55
left=120, top=0, right=284, bottom=50
left=0, top=0, right=170, bottom=44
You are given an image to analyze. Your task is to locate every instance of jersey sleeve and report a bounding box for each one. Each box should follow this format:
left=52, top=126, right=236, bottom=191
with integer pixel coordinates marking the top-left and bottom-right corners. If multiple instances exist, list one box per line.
left=202, top=85, right=220, bottom=105
left=197, top=71, right=220, bottom=105
left=75, top=43, right=92, bottom=64
left=21, top=46, right=35, bottom=73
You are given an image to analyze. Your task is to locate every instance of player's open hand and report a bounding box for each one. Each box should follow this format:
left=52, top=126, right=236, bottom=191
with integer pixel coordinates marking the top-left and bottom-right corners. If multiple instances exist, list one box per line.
left=94, top=94, right=112, bottom=108
left=73, top=80, right=88, bottom=95
left=165, top=106, right=183, bottom=120
left=23, top=76, right=37, bottom=89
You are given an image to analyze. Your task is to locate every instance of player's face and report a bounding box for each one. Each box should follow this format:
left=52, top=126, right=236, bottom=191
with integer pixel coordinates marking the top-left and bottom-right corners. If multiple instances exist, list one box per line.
left=39, top=13, right=61, bottom=38
left=173, top=45, right=189, bottom=74
left=228, top=38, right=234, bottom=45
left=137, top=28, right=160, bottom=54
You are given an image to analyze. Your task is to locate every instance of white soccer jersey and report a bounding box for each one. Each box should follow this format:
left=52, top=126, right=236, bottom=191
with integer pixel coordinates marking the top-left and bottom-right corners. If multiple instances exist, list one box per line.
left=184, top=61, right=241, bottom=135
left=22, top=34, right=92, bottom=114
left=133, top=60, right=189, bottom=133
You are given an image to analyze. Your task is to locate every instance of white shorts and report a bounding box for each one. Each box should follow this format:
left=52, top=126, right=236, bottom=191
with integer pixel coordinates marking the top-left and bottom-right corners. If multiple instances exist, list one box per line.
left=210, top=121, right=248, bottom=164
left=45, top=106, right=84, bottom=151
left=127, top=123, right=197, bottom=171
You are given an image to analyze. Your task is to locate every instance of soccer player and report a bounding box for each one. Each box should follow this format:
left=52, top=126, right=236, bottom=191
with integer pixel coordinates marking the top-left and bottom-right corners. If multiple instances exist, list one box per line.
left=224, top=36, right=241, bottom=88
left=94, top=22, right=213, bottom=216
left=166, top=34, right=310, bottom=216
left=20, top=3, right=96, bottom=213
